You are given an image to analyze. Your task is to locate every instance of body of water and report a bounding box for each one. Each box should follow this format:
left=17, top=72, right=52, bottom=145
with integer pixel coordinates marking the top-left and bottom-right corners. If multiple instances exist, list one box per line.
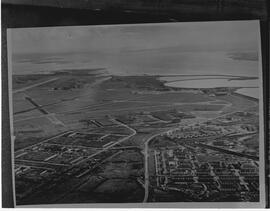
left=163, top=77, right=259, bottom=99
left=12, top=50, right=260, bottom=99
left=235, top=88, right=259, bottom=99
left=164, top=78, right=259, bottom=89
left=12, top=50, right=259, bottom=77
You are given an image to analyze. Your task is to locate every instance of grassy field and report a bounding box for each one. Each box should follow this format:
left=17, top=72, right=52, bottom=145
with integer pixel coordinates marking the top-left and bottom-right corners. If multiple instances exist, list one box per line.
left=13, top=74, right=54, bottom=90
left=14, top=116, right=67, bottom=150
left=13, top=93, right=35, bottom=113
left=217, top=95, right=257, bottom=114
left=93, top=179, right=144, bottom=202
left=57, top=150, right=144, bottom=203
left=94, top=150, right=144, bottom=202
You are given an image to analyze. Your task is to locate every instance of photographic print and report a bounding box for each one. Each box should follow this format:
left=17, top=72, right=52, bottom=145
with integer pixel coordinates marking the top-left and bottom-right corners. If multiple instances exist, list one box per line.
left=8, top=20, right=265, bottom=207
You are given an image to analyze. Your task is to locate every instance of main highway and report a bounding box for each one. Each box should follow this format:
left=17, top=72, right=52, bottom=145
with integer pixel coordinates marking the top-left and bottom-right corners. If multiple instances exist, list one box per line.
left=13, top=78, right=59, bottom=94
left=142, top=127, right=178, bottom=203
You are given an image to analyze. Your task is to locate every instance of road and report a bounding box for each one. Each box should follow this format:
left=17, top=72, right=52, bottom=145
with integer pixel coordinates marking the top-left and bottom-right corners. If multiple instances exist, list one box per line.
left=13, top=77, right=112, bottom=123
left=15, top=130, right=72, bottom=154
left=143, top=127, right=177, bottom=202
left=60, top=100, right=227, bottom=115
left=13, top=78, right=59, bottom=94
left=24, top=96, right=49, bottom=114
left=193, top=142, right=259, bottom=160
left=75, top=118, right=136, bottom=165
left=13, top=99, right=227, bottom=123
left=15, top=159, right=70, bottom=167
left=16, top=119, right=136, bottom=167
left=14, top=92, right=67, bottom=128
left=143, top=135, right=152, bottom=202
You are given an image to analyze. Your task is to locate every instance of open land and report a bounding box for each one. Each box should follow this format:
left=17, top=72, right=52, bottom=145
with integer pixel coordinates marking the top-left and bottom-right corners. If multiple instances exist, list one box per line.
left=12, top=70, right=260, bottom=204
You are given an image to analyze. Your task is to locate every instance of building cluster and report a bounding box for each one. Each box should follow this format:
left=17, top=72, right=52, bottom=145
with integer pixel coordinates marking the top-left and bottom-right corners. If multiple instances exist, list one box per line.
left=202, top=87, right=233, bottom=96
left=115, top=110, right=195, bottom=125
left=14, top=130, right=125, bottom=171
left=166, top=115, right=258, bottom=142
left=14, top=114, right=135, bottom=203
left=154, top=147, right=259, bottom=201
left=166, top=124, right=229, bottom=140
left=15, top=144, right=119, bottom=200
left=213, top=111, right=258, bottom=127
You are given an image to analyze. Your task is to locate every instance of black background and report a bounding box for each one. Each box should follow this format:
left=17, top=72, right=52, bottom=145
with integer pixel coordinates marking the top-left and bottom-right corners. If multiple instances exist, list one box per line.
left=2, top=0, right=269, bottom=208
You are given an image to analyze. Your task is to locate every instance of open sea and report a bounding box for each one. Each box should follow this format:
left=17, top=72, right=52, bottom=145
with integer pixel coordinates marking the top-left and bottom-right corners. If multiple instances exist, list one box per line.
left=12, top=50, right=260, bottom=98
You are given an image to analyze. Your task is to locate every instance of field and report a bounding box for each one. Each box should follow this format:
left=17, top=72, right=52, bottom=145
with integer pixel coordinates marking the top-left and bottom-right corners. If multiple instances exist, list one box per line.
left=56, top=149, right=144, bottom=203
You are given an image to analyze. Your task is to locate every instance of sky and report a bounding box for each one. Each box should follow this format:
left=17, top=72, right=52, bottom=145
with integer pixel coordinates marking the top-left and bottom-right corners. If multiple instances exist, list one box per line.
left=10, top=21, right=259, bottom=55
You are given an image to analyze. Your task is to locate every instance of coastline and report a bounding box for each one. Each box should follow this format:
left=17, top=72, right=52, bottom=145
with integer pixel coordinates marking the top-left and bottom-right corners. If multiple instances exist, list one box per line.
left=233, top=90, right=259, bottom=102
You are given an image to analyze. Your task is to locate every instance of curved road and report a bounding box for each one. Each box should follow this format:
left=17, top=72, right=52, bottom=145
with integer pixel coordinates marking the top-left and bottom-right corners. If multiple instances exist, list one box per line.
left=143, top=128, right=176, bottom=202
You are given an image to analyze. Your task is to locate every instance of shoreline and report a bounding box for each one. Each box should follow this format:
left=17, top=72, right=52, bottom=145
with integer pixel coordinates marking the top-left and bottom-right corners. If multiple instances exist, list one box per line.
left=232, top=91, right=259, bottom=102
left=12, top=72, right=260, bottom=100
